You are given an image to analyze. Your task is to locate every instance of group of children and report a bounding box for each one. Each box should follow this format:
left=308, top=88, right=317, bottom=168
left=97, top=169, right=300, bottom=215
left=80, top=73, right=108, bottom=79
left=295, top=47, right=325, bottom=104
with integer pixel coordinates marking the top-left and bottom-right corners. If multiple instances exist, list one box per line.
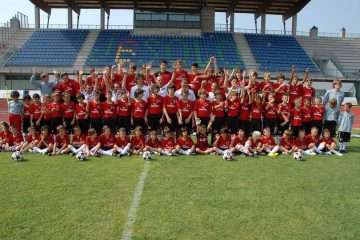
left=2, top=59, right=355, bottom=159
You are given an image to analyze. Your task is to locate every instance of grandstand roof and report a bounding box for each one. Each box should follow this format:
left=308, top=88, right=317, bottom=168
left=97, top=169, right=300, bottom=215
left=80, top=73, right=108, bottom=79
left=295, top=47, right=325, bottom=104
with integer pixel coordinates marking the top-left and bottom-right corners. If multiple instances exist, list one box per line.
left=30, top=0, right=310, bottom=19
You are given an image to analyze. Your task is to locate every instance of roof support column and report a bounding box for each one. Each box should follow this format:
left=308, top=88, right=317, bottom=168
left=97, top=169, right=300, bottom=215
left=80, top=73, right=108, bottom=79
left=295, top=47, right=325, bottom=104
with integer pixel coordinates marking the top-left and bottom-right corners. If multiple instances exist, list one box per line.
left=34, top=6, right=40, bottom=29
left=68, top=8, right=73, bottom=29
left=260, top=14, right=266, bottom=34
left=230, top=11, right=234, bottom=33
left=292, top=14, right=297, bottom=36
left=100, top=8, right=105, bottom=29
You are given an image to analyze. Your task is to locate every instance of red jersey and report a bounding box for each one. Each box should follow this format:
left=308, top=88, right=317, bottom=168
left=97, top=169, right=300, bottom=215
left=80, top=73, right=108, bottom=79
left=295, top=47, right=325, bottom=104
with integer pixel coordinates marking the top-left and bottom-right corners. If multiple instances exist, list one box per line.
left=56, top=79, right=80, bottom=96
left=157, top=71, right=172, bottom=86
left=322, top=136, right=335, bottom=145
left=194, top=99, right=211, bottom=118
left=260, top=135, right=276, bottom=147
left=176, top=136, right=194, bottom=149
left=88, top=101, right=102, bottom=119
left=277, top=103, right=290, bottom=121
left=86, top=136, right=99, bottom=148
left=101, top=102, right=116, bottom=119
left=145, top=137, right=161, bottom=148
left=215, top=135, right=231, bottom=149
left=31, top=102, right=42, bottom=120
left=294, top=137, right=307, bottom=150
left=305, top=134, right=320, bottom=146
left=113, top=73, right=124, bottom=85
left=131, top=99, right=147, bottom=118
left=23, top=103, right=32, bottom=119
left=163, top=96, right=178, bottom=114
left=273, top=83, right=289, bottom=102
left=226, top=98, right=241, bottom=117
left=26, top=133, right=39, bottom=143
left=239, top=102, right=251, bottom=121
left=161, top=136, right=176, bottom=149
left=291, top=108, right=303, bottom=126
left=55, top=134, right=69, bottom=146
left=280, top=137, right=293, bottom=150
left=302, top=86, right=315, bottom=102
left=264, top=102, right=277, bottom=119
left=100, top=133, right=115, bottom=148
left=301, top=106, right=312, bottom=123
left=251, top=103, right=262, bottom=120
left=125, top=73, right=136, bottom=91
left=42, top=103, right=52, bottom=120
left=247, top=138, right=261, bottom=149
left=50, top=102, right=62, bottom=118
left=75, top=102, right=88, bottom=120
left=173, top=70, right=188, bottom=89
left=71, top=134, right=86, bottom=147
left=212, top=100, right=225, bottom=118
left=231, top=135, right=246, bottom=147
left=188, top=73, right=202, bottom=92
left=289, top=84, right=303, bottom=103
left=260, top=81, right=273, bottom=97
left=177, top=99, right=194, bottom=119
left=115, top=136, right=129, bottom=148
left=196, top=133, right=208, bottom=150
left=147, top=95, right=163, bottom=115
left=38, top=134, right=54, bottom=148
left=130, top=135, right=145, bottom=150
left=116, top=98, right=131, bottom=117
left=62, top=102, right=75, bottom=119
left=312, top=105, right=324, bottom=121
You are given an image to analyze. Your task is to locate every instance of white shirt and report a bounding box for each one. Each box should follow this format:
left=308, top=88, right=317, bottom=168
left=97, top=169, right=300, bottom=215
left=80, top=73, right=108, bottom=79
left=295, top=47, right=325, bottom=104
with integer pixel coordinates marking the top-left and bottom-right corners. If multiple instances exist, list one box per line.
left=175, top=88, right=196, bottom=101
left=130, top=85, right=150, bottom=101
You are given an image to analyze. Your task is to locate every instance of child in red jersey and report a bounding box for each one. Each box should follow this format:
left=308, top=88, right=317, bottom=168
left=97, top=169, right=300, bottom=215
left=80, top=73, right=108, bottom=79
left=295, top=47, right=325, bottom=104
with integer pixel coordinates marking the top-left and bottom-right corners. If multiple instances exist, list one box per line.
left=114, top=128, right=131, bottom=157
left=260, top=72, right=273, bottom=100
left=311, top=97, right=324, bottom=133
left=51, top=125, right=70, bottom=155
left=98, top=125, right=116, bottom=156
left=116, top=89, right=131, bottom=133
left=62, top=92, right=76, bottom=134
left=302, top=80, right=315, bottom=104
left=160, top=127, right=176, bottom=156
left=273, top=74, right=288, bottom=103
left=87, top=91, right=103, bottom=134
left=305, top=126, right=321, bottom=155
left=209, top=90, right=225, bottom=133
left=290, top=98, right=303, bottom=137
left=293, top=129, right=316, bottom=156
left=122, top=64, right=137, bottom=92
left=144, top=129, right=161, bottom=154
left=213, top=127, right=232, bottom=155
left=175, top=127, right=195, bottom=155
left=288, top=75, right=303, bottom=105
left=239, top=90, right=252, bottom=136
left=146, top=85, right=163, bottom=131
left=225, top=90, right=240, bottom=134
left=22, top=95, right=32, bottom=134
left=317, top=129, right=343, bottom=156
left=279, top=130, right=296, bottom=154
left=75, top=94, right=89, bottom=134
left=195, top=124, right=213, bottom=154
left=249, top=93, right=263, bottom=133
left=102, top=91, right=117, bottom=133
left=32, top=125, right=54, bottom=155
left=301, top=98, right=312, bottom=134
left=260, top=127, right=280, bottom=157
left=31, top=93, right=42, bottom=131
left=277, top=94, right=290, bottom=136
left=194, top=89, right=212, bottom=129
left=231, top=129, right=251, bottom=156
left=245, top=130, right=263, bottom=156
left=41, top=95, right=53, bottom=130
left=50, top=92, right=63, bottom=134
left=20, top=126, right=39, bottom=153
left=0, top=122, right=12, bottom=151
left=162, top=85, right=179, bottom=131
left=263, top=93, right=277, bottom=135
left=8, top=126, right=24, bottom=152
left=84, top=128, right=101, bottom=157
left=177, top=92, right=194, bottom=131
left=131, top=89, right=147, bottom=131
left=130, top=126, right=145, bottom=155
left=69, top=126, right=86, bottom=155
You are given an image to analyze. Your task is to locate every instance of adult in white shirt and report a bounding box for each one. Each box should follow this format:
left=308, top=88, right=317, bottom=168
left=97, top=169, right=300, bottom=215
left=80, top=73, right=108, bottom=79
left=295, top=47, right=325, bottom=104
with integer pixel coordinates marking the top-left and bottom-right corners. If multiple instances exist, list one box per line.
left=130, top=74, right=150, bottom=101
left=175, top=79, right=196, bottom=101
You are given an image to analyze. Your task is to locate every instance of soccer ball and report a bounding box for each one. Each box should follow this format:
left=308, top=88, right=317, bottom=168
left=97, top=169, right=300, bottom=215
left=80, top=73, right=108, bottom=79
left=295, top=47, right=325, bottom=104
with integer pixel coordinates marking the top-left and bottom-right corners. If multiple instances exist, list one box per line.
left=76, top=152, right=86, bottom=161
left=293, top=151, right=304, bottom=161
left=222, top=150, right=233, bottom=161
left=142, top=151, right=152, bottom=161
left=11, top=151, right=23, bottom=161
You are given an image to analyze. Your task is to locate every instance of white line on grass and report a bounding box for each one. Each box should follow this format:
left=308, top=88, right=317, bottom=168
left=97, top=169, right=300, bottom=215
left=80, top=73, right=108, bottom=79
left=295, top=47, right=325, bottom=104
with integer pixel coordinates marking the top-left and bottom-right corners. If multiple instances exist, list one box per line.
left=121, top=161, right=150, bottom=240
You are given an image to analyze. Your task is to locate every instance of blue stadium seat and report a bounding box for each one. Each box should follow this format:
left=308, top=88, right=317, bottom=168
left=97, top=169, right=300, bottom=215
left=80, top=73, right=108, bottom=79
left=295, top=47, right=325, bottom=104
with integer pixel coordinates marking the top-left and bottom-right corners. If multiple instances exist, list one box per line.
left=245, top=33, right=319, bottom=72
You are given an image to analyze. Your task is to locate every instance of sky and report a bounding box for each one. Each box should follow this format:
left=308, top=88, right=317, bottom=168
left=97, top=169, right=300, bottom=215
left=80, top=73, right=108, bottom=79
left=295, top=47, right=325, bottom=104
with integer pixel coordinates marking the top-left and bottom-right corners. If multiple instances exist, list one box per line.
left=0, top=0, right=359, bottom=34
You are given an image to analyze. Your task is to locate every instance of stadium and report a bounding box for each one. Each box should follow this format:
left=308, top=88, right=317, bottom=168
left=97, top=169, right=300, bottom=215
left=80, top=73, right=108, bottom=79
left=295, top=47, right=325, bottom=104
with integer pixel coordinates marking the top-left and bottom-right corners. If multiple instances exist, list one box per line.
left=1, top=0, right=360, bottom=239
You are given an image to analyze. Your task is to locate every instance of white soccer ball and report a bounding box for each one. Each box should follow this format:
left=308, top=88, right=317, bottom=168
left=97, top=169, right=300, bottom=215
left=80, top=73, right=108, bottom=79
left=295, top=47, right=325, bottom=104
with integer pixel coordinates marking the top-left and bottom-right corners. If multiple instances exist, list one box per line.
left=222, top=150, right=233, bottom=161
left=11, top=151, right=23, bottom=161
left=76, top=152, right=86, bottom=161
left=293, top=151, right=304, bottom=161
left=142, top=151, right=152, bottom=161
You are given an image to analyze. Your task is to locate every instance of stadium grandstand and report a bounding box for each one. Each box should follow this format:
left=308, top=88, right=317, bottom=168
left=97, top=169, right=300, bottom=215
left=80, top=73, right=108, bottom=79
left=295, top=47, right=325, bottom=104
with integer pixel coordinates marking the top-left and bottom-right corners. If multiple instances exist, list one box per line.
left=0, top=0, right=359, bottom=126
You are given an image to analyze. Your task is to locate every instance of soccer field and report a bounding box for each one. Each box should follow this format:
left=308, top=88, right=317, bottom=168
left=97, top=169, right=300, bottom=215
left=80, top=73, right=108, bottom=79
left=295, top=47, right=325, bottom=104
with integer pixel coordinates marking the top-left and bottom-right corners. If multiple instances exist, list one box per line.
left=1, top=140, right=360, bottom=240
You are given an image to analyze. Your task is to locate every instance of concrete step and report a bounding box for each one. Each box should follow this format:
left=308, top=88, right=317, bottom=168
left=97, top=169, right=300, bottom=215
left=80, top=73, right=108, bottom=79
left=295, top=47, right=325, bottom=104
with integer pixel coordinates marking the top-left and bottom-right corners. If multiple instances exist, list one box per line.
left=233, top=33, right=258, bottom=70
left=73, top=30, right=99, bottom=68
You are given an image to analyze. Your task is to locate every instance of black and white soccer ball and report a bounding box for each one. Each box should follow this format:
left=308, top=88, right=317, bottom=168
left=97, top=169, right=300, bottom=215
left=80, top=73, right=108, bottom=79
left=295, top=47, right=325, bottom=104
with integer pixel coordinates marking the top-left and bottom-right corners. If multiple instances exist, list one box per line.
left=142, top=151, right=152, bottom=161
left=11, top=151, right=23, bottom=161
left=76, top=152, right=86, bottom=161
left=222, top=150, right=233, bottom=161
left=293, top=151, right=304, bottom=161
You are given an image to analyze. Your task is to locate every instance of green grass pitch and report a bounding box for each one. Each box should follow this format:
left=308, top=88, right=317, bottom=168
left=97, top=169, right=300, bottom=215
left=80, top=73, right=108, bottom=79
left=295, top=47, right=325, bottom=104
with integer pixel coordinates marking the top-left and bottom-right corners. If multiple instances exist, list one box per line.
left=1, top=139, right=360, bottom=240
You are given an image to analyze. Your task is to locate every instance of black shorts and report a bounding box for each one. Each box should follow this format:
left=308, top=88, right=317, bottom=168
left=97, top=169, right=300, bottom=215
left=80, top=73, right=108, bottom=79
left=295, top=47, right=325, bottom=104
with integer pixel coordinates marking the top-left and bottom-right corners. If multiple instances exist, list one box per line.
left=227, top=116, right=238, bottom=134
left=338, top=131, right=351, bottom=143
left=23, top=118, right=31, bottom=133
left=77, top=118, right=90, bottom=134
left=277, top=120, right=289, bottom=136
left=51, top=117, right=63, bottom=134
left=263, top=118, right=277, bottom=135
left=239, top=120, right=251, bottom=135
left=133, top=117, right=146, bottom=131
left=212, top=117, right=225, bottom=132
left=323, top=120, right=337, bottom=137
left=148, top=114, right=161, bottom=130
left=311, top=120, right=323, bottom=134
left=117, top=116, right=131, bottom=133
left=64, top=118, right=74, bottom=134
left=250, top=119, right=262, bottom=133
left=90, top=118, right=103, bottom=134
left=103, top=118, right=116, bottom=133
